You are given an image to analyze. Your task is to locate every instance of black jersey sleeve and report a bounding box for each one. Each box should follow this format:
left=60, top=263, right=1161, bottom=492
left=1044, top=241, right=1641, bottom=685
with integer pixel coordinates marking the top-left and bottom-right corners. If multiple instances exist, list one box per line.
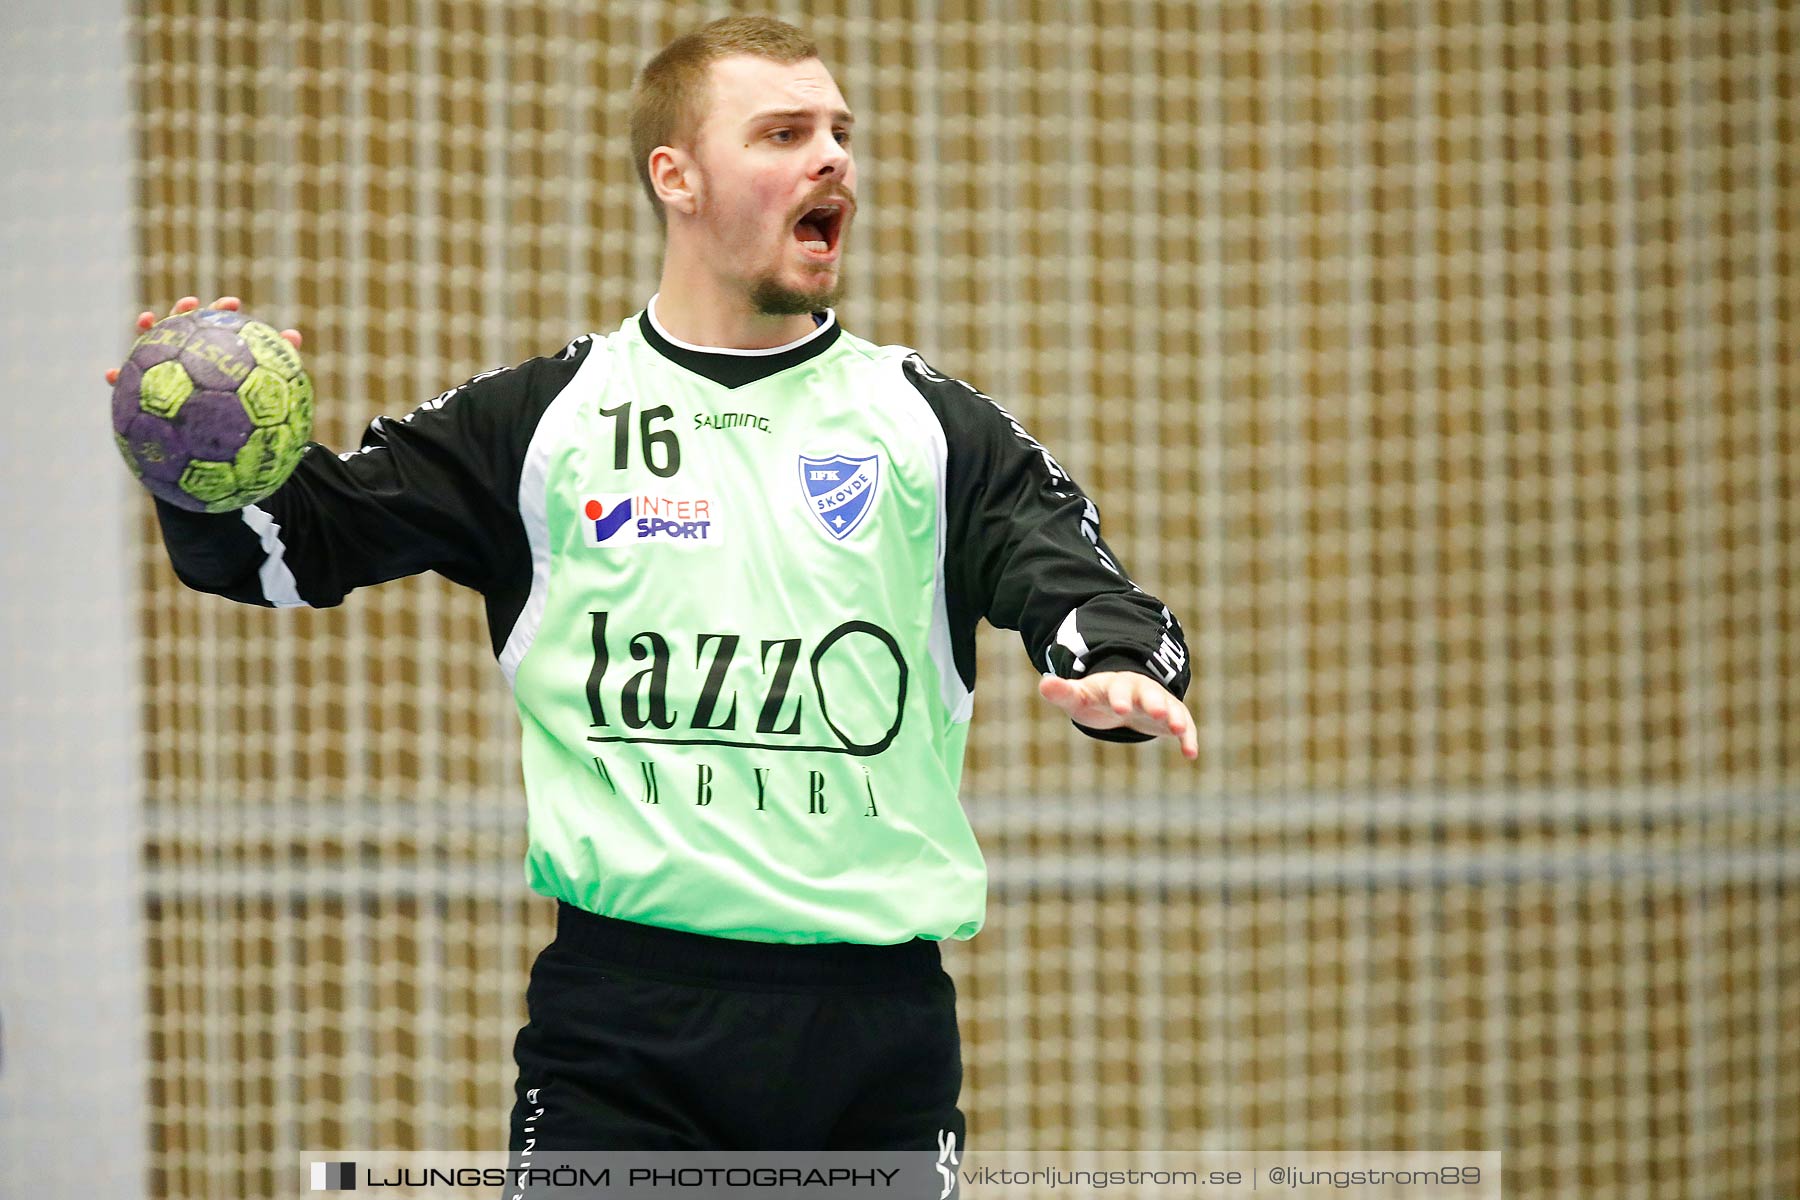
left=901, top=353, right=1192, bottom=743
left=153, top=335, right=594, bottom=653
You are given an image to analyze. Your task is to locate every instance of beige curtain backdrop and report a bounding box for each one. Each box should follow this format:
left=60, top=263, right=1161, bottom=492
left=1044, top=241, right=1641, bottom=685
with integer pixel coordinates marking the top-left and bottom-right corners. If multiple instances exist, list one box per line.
left=130, top=3, right=1796, bottom=1198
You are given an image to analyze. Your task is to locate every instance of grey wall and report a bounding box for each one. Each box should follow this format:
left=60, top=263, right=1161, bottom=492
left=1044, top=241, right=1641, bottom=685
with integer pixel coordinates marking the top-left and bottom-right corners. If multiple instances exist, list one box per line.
left=0, top=2, right=148, bottom=1195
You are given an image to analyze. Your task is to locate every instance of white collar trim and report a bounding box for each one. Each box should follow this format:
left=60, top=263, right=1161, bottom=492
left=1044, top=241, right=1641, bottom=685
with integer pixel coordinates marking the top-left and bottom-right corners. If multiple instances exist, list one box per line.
left=646, top=293, right=836, bottom=357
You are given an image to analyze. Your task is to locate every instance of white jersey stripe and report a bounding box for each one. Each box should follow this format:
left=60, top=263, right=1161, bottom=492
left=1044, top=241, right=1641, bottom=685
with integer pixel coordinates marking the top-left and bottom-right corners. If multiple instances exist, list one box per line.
left=887, top=355, right=974, bottom=724
left=239, top=504, right=306, bottom=609
left=1052, top=607, right=1090, bottom=674
left=499, top=340, right=610, bottom=687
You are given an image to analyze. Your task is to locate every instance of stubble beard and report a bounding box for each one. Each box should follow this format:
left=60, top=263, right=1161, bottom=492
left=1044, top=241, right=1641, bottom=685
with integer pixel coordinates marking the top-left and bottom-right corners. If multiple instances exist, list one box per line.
left=750, top=269, right=845, bottom=317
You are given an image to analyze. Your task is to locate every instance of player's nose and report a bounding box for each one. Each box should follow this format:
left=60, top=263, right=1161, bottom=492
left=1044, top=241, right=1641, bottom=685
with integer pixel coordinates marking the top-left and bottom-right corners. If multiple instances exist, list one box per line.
left=809, top=129, right=850, bottom=179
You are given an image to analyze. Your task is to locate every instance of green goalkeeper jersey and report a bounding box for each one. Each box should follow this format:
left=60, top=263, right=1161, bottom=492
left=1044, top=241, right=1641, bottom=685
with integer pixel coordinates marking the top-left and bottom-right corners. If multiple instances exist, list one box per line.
left=153, top=300, right=1191, bottom=944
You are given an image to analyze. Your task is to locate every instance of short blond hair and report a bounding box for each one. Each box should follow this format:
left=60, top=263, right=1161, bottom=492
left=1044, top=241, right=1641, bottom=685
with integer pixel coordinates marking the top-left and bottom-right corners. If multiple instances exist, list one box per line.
left=629, top=16, right=821, bottom=221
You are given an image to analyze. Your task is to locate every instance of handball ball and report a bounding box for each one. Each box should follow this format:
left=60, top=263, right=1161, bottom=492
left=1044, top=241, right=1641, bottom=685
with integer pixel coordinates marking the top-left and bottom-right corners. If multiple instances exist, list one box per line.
left=111, top=307, right=313, bottom=513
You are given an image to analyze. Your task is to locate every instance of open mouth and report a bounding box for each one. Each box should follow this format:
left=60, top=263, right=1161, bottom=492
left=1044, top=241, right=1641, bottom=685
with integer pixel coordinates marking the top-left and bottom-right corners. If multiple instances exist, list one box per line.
left=793, top=203, right=847, bottom=256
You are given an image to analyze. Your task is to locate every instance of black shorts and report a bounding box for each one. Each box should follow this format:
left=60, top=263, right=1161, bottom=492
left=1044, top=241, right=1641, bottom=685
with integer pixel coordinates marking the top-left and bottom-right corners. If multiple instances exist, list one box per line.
left=508, top=902, right=966, bottom=1153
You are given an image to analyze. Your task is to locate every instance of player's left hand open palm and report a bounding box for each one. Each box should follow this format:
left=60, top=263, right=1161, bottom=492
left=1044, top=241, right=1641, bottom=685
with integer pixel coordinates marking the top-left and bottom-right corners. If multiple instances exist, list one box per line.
left=1039, top=671, right=1199, bottom=761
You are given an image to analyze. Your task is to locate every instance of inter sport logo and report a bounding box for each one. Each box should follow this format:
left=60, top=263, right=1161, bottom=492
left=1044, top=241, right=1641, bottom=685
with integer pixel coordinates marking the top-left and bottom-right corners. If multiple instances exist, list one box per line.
left=582, top=494, right=719, bottom=547
left=799, top=453, right=880, bottom=541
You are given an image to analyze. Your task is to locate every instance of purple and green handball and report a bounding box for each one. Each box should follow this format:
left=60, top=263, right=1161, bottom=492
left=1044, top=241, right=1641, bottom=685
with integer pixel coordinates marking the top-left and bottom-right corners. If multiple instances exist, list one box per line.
left=111, top=307, right=313, bottom=512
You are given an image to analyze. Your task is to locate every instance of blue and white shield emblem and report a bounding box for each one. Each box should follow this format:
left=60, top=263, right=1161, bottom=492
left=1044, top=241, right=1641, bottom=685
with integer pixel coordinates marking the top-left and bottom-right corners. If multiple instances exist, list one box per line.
left=799, top=452, right=881, bottom=541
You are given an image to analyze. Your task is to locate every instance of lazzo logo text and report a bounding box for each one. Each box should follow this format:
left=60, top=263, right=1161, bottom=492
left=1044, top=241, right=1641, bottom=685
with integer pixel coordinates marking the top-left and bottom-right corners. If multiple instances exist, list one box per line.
left=585, top=612, right=909, bottom=757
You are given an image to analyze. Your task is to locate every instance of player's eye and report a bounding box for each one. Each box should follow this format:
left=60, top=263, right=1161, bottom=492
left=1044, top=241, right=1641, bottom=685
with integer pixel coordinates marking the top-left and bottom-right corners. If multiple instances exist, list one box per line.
left=834, top=129, right=851, bottom=146
left=770, top=129, right=794, bottom=143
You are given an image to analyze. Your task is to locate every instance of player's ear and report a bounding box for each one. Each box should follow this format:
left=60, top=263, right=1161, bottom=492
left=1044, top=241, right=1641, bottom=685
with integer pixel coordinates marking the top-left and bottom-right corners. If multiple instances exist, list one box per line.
left=648, top=145, right=700, bottom=218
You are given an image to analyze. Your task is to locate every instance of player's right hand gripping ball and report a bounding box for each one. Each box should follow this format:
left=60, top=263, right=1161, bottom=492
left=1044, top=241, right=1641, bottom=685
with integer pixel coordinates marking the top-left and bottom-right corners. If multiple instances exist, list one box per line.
left=111, top=307, right=313, bottom=512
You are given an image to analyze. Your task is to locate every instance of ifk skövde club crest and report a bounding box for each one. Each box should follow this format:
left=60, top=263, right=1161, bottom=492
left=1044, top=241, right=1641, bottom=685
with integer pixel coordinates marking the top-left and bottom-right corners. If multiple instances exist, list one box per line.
left=799, top=452, right=881, bottom=541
